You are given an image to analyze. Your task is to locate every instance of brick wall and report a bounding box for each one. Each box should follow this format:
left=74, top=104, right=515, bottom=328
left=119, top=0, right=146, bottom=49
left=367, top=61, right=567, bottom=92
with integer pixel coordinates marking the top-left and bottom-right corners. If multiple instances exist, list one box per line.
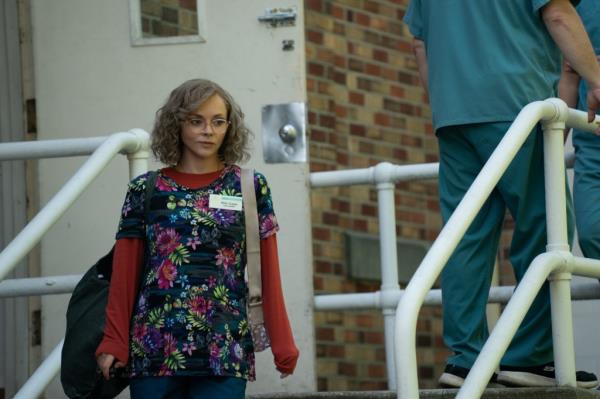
left=140, top=0, right=198, bottom=37
left=305, top=0, right=449, bottom=390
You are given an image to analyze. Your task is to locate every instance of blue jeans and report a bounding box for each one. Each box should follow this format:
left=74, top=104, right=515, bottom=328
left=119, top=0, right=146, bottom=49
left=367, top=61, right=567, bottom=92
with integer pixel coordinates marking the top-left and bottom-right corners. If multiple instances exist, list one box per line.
left=130, top=376, right=246, bottom=399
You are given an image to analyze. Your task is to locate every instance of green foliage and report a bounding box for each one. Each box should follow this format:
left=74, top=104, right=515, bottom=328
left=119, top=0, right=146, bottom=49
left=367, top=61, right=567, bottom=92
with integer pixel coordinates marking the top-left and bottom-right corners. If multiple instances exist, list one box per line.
left=147, top=308, right=165, bottom=328
left=168, top=244, right=190, bottom=265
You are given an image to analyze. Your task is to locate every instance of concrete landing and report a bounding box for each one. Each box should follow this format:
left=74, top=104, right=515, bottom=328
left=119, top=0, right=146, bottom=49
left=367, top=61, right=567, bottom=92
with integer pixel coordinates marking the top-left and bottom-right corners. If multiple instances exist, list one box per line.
left=249, top=387, right=600, bottom=399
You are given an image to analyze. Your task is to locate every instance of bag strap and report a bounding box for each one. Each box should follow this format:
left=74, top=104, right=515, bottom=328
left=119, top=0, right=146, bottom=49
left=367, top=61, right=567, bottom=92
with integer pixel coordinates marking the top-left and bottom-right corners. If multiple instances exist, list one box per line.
left=144, top=171, right=158, bottom=216
left=241, top=168, right=264, bottom=324
left=138, top=170, right=158, bottom=279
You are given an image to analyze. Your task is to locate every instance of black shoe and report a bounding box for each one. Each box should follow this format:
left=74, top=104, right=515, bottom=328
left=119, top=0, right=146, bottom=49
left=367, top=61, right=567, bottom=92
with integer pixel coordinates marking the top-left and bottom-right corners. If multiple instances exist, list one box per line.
left=438, top=364, right=502, bottom=388
left=498, top=362, right=599, bottom=389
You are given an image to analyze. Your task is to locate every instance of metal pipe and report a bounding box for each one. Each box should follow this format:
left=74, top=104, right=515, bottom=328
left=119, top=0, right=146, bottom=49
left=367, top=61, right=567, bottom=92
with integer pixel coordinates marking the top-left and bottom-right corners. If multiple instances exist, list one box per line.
left=0, top=137, right=107, bottom=161
left=127, top=128, right=150, bottom=178
left=309, top=162, right=439, bottom=187
left=377, top=175, right=401, bottom=391
left=13, top=340, right=64, bottom=399
left=542, top=101, right=576, bottom=387
left=0, top=275, right=83, bottom=298
left=0, top=130, right=149, bottom=282
left=309, top=157, right=579, bottom=189
left=543, top=103, right=570, bottom=252
left=571, top=256, right=600, bottom=278
left=550, top=272, right=576, bottom=387
left=395, top=101, right=556, bottom=399
left=565, top=108, right=600, bottom=133
left=313, top=280, right=600, bottom=311
left=457, top=252, right=568, bottom=399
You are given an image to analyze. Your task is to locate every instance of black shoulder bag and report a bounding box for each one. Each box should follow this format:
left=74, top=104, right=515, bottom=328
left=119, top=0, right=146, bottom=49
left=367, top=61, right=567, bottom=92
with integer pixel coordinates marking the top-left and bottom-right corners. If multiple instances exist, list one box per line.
left=61, top=171, right=157, bottom=399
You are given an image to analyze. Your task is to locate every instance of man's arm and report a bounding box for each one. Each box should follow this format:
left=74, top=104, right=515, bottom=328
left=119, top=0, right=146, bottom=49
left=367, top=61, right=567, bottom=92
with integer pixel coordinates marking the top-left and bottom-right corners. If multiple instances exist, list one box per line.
left=558, top=59, right=582, bottom=140
left=542, top=0, right=600, bottom=127
left=412, top=38, right=429, bottom=94
left=558, top=60, right=581, bottom=109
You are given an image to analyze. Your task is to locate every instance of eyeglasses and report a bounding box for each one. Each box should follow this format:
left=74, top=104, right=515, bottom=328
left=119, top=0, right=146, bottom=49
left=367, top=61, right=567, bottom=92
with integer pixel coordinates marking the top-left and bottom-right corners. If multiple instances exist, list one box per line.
left=185, top=117, right=230, bottom=133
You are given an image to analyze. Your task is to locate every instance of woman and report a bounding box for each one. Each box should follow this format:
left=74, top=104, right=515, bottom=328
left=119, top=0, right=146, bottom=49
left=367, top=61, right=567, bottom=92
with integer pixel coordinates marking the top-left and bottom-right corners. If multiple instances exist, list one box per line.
left=96, top=79, right=299, bottom=398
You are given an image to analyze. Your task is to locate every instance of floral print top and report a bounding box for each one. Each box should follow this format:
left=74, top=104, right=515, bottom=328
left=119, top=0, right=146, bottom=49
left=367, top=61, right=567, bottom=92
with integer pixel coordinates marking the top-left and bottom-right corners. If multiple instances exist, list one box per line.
left=116, top=165, right=279, bottom=380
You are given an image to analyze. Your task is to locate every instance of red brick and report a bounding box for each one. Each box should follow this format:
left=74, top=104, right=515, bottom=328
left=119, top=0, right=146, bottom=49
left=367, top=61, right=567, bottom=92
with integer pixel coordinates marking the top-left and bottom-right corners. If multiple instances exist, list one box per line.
left=313, top=226, right=331, bottom=240
left=393, top=148, right=407, bottom=160
left=310, top=128, right=327, bottom=142
left=306, top=29, right=324, bottom=44
left=179, top=0, right=196, bottom=11
left=319, top=114, right=335, bottom=128
left=331, top=198, right=350, bottom=213
left=316, top=327, right=335, bottom=341
left=374, top=113, right=390, bottom=126
left=373, top=48, right=388, bottom=62
left=344, top=330, right=359, bottom=343
left=355, top=12, right=370, bottom=26
left=365, top=63, right=381, bottom=77
left=308, top=62, right=325, bottom=76
left=335, top=105, right=348, bottom=118
left=315, top=260, right=333, bottom=273
left=331, top=5, right=344, bottom=19
left=368, top=364, right=386, bottom=378
left=323, top=212, right=339, bottom=225
left=350, top=124, right=366, bottom=136
left=390, top=85, right=404, bottom=98
left=353, top=219, right=368, bottom=231
left=336, top=152, right=349, bottom=165
left=356, top=314, right=374, bottom=328
left=338, top=362, right=357, bottom=376
left=364, top=331, right=384, bottom=344
left=349, top=91, right=364, bottom=105
left=326, top=345, right=345, bottom=357
left=364, top=0, right=380, bottom=13
left=306, top=0, right=323, bottom=11
left=361, top=204, right=377, bottom=217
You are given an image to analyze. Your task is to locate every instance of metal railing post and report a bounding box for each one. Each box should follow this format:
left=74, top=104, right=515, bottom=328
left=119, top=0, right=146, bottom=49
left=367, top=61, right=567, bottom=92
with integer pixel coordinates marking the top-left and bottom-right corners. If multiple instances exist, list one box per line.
left=542, top=99, right=576, bottom=387
left=375, top=163, right=401, bottom=390
left=127, top=128, right=150, bottom=178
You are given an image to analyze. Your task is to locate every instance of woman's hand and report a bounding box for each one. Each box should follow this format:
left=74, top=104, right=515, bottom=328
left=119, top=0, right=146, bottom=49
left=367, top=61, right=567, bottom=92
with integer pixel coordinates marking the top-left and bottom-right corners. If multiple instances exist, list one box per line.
left=96, top=353, right=125, bottom=380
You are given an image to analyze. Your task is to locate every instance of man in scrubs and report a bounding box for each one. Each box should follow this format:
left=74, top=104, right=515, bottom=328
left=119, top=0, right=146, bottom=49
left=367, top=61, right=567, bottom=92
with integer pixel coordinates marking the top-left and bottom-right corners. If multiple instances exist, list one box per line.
left=404, top=0, right=600, bottom=388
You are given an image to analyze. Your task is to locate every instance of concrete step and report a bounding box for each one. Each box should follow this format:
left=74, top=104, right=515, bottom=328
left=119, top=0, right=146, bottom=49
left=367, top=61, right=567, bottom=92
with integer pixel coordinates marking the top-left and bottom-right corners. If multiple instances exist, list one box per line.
left=249, top=387, right=600, bottom=399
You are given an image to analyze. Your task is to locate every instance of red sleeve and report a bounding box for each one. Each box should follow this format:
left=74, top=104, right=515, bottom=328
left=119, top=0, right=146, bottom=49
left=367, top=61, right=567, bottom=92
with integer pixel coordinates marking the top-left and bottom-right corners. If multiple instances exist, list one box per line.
left=95, top=238, right=144, bottom=364
left=261, top=234, right=300, bottom=374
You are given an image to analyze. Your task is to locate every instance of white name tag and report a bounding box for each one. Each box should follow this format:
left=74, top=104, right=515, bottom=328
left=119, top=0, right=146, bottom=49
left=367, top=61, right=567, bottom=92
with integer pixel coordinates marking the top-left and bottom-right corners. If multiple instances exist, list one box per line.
left=209, top=194, right=243, bottom=211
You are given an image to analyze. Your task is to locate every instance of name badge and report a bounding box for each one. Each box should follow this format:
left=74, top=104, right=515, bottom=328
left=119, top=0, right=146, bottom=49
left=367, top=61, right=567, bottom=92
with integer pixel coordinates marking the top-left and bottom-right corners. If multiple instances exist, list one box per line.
left=209, top=194, right=243, bottom=211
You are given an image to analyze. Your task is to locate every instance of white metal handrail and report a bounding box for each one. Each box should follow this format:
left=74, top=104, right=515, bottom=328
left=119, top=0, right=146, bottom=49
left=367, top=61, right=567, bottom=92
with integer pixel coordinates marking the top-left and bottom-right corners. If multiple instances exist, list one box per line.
left=310, top=138, right=583, bottom=391
left=0, top=129, right=150, bottom=399
left=394, top=100, right=600, bottom=399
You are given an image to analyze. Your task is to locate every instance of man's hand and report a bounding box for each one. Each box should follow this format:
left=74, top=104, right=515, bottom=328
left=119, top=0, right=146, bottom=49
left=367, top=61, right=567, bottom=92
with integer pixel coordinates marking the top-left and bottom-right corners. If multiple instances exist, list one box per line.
left=96, top=353, right=125, bottom=380
left=587, top=85, right=600, bottom=134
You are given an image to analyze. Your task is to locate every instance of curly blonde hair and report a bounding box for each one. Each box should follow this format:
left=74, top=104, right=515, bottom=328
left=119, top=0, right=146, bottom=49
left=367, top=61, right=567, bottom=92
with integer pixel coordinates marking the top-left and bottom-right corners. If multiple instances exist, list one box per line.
left=151, top=79, right=252, bottom=166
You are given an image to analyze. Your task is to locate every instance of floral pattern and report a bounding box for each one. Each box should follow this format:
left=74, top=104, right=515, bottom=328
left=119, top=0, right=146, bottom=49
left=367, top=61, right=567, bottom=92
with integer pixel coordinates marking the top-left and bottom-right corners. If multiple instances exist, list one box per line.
left=116, top=165, right=278, bottom=380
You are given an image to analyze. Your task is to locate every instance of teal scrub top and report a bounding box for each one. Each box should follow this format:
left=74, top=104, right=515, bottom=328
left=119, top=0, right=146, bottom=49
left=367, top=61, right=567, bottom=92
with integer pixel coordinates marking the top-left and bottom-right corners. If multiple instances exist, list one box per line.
left=576, top=0, right=600, bottom=112
left=404, top=0, right=564, bottom=130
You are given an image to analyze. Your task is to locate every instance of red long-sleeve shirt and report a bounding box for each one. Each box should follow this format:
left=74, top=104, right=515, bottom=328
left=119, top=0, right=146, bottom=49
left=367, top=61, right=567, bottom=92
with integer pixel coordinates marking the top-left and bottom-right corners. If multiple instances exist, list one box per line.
left=96, top=168, right=299, bottom=375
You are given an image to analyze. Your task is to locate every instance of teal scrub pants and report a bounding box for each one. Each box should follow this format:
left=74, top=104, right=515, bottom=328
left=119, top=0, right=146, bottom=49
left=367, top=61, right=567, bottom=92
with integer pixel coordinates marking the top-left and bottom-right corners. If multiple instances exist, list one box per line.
left=437, top=122, right=574, bottom=369
left=573, top=129, right=600, bottom=260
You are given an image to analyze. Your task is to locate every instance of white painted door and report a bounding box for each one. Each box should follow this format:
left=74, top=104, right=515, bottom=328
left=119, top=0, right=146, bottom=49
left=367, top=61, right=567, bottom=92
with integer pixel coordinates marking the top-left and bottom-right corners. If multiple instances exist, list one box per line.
left=29, top=1, right=314, bottom=397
